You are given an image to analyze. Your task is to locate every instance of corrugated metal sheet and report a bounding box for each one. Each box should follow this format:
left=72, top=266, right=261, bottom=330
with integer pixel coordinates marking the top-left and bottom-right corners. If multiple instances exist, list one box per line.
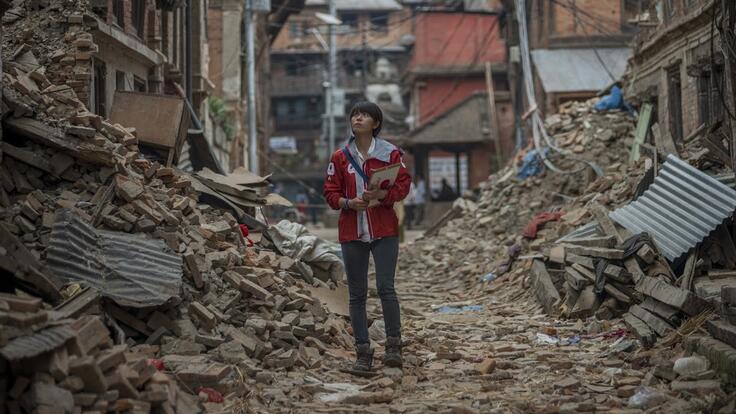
left=0, top=325, right=75, bottom=360
left=46, top=210, right=182, bottom=308
left=610, top=155, right=736, bottom=261
left=531, top=48, right=631, bottom=93
left=555, top=221, right=602, bottom=244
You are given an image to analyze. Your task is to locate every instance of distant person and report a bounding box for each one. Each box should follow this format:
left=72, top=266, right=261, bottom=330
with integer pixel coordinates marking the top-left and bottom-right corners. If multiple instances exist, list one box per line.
left=307, top=188, right=319, bottom=225
left=413, top=174, right=426, bottom=227
left=404, top=181, right=416, bottom=230
left=322, top=101, right=411, bottom=373
left=437, top=178, right=457, bottom=201
left=295, top=191, right=308, bottom=217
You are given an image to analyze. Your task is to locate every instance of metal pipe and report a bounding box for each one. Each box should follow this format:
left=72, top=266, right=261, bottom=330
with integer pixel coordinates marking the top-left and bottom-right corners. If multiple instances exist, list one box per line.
left=328, top=0, right=337, bottom=155
left=185, top=0, right=193, bottom=102
left=245, top=0, right=258, bottom=173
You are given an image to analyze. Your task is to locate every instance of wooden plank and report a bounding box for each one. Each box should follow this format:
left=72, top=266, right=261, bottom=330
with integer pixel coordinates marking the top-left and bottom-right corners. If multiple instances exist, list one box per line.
left=636, top=276, right=710, bottom=316
left=530, top=260, right=561, bottom=315
left=3, top=117, right=114, bottom=166
left=623, top=312, right=657, bottom=348
left=630, top=103, right=653, bottom=164
left=590, top=203, right=624, bottom=244
left=629, top=304, right=674, bottom=337
left=563, top=245, right=624, bottom=259
left=571, top=264, right=632, bottom=304
left=651, top=122, right=678, bottom=158
left=564, top=266, right=589, bottom=291
left=569, top=285, right=600, bottom=319
left=0, top=225, right=62, bottom=304
left=706, top=319, right=736, bottom=349
left=640, top=297, right=681, bottom=326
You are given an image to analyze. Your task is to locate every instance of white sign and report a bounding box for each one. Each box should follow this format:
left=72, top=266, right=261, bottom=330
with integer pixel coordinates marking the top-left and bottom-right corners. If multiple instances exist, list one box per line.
left=270, top=136, right=297, bottom=154
left=428, top=155, right=468, bottom=198
left=251, top=0, right=270, bottom=12
left=332, top=88, right=345, bottom=117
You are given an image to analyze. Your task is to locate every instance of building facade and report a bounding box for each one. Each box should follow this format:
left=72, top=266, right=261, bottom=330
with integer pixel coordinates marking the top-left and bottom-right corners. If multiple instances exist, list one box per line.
left=405, top=10, right=512, bottom=206
left=627, top=0, right=735, bottom=154
left=268, top=0, right=413, bottom=202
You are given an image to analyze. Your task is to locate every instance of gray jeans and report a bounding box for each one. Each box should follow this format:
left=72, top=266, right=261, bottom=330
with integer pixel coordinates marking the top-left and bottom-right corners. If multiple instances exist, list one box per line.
left=341, top=237, right=401, bottom=345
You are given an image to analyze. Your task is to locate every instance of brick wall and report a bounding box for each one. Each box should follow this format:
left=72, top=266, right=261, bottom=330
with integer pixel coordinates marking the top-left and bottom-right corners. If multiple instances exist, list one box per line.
left=105, top=0, right=157, bottom=41
left=410, top=12, right=506, bottom=70
left=207, top=8, right=224, bottom=97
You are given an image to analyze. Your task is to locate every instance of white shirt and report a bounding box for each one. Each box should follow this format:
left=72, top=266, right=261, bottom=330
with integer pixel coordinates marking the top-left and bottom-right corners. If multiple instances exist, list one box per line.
left=355, top=139, right=375, bottom=242
left=414, top=179, right=426, bottom=204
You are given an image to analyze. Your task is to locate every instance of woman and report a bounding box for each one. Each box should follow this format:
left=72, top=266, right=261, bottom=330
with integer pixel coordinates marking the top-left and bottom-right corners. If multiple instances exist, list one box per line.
left=323, top=101, right=411, bottom=372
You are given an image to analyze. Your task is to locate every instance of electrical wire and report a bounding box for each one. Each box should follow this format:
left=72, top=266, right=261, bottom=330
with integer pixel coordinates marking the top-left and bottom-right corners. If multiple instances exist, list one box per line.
left=548, top=0, right=617, bottom=83
left=710, top=2, right=736, bottom=122
left=515, top=0, right=601, bottom=176
left=418, top=17, right=500, bottom=121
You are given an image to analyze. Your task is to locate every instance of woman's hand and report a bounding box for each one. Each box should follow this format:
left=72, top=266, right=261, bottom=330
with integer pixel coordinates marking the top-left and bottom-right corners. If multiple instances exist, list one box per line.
left=348, top=197, right=369, bottom=211
left=363, top=188, right=388, bottom=201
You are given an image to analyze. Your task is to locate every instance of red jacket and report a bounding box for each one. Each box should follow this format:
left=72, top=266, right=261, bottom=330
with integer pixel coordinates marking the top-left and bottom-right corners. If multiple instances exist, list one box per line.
left=323, top=137, right=411, bottom=243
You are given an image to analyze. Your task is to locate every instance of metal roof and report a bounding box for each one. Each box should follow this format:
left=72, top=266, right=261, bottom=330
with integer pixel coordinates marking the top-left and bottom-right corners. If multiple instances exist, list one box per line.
left=609, top=155, right=736, bottom=261
left=0, top=325, right=76, bottom=361
left=531, top=48, right=631, bottom=93
left=408, top=92, right=491, bottom=146
left=306, top=0, right=402, bottom=10
left=46, top=210, right=183, bottom=308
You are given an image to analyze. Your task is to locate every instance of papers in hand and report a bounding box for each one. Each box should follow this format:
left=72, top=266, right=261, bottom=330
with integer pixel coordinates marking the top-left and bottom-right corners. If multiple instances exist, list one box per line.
left=366, top=163, right=401, bottom=207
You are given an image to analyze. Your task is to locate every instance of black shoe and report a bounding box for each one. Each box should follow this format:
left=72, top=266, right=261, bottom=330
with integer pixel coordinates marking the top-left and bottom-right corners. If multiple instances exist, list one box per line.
left=353, top=343, right=373, bottom=372
left=384, top=336, right=402, bottom=368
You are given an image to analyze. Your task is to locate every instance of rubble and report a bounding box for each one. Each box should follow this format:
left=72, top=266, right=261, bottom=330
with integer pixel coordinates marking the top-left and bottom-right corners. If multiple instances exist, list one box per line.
left=1, top=3, right=354, bottom=411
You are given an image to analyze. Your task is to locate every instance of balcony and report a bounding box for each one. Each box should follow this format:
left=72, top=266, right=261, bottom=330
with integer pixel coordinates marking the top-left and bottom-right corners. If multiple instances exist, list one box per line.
left=273, top=116, right=323, bottom=131
left=271, top=73, right=324, bottom=97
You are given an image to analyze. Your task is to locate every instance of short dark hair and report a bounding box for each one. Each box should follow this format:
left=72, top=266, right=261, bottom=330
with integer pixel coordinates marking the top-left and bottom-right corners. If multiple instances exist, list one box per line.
left=349, top=101, right=383, bottom=137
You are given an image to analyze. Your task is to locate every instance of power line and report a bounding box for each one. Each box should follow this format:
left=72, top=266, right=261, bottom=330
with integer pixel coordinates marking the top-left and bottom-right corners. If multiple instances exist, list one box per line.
left=418, top=17, right=500, bottom=121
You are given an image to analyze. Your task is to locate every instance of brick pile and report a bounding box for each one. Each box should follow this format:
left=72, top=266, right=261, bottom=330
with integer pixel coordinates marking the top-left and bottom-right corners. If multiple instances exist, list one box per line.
left=1, top=4, right=353, bottom=412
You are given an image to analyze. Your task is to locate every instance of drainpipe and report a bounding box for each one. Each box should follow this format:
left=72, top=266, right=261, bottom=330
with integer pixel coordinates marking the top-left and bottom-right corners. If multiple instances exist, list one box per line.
left=185, top=0, right=193, bottom=103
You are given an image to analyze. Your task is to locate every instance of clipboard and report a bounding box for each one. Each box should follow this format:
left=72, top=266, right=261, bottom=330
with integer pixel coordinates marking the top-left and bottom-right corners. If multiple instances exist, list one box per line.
left=366, top=163, right=401, bottom=207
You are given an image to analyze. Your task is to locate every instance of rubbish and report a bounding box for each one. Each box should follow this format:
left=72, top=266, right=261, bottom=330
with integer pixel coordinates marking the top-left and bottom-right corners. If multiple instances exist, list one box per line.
left=627, top=387, right=669, bottom=409
left=535, top=333, right=560, bottom=345
left=673, top=355, right=709, bottom=378
left=564, top=335, right=581, bottom=345
left=516, top=148, right=549, bottom=179
left=148, top=359, right=165, bottom=371
left=369, top=320, right=387, bottom=342
left=522, top=211, right=564, bottom=239
left=481, top=272, right=497, bottom=282
left=239, top=223, right=255, bottom=247
left=197, top=387, right=224, bottom=403
left=268, top=220, right=345, bottom=284
left=437, top=305, right=483, bottom=314
left=603, top=367, right=623, bottom=378
left=316, top=382, right=363, bottom=403
left=594, top=85, right=625, bottom=111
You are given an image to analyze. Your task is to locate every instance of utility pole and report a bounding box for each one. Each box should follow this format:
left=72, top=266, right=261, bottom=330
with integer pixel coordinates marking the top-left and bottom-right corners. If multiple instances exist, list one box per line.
left=328, top=0, right=337, bottom=155
left=244, top=0, right=258, bottom=173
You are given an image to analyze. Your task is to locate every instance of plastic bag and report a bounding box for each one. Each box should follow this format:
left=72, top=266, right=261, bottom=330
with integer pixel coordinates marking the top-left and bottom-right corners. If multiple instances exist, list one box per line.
left=627, top=387, right=668, bottom=409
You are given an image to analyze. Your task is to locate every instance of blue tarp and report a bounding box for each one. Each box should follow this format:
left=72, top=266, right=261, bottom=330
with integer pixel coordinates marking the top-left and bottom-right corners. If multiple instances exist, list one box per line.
left=517, top=148, right=549, bottom=179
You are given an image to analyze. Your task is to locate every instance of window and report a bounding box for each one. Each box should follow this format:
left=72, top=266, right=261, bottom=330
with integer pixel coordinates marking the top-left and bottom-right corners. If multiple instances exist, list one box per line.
left=698, top=65, right=725, bottom=126
left=340, top=13, right=358, bottom=28
left=93, top=61, right=107, bottom=117
left=664, top=0, right=677, bottom=21
left=289, top=21, right=302, bottom=39
left=370, top=12, right=389, bottom=33
left=667, top=67, right=683, bottom=141
left=134, top=76, right=146, bottom=92
left=132, top=0, right=146, bottom=37
left=116, top=71, right=126, bottom=91
left=285, top=58, right=299, bottom=76
left=112, top=0, right=124, bottom=27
